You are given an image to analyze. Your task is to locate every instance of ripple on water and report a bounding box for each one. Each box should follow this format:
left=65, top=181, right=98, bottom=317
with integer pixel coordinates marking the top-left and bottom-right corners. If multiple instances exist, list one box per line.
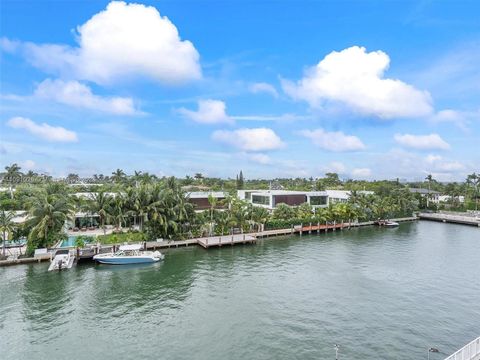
left=1, top=222, right=480, bottom=360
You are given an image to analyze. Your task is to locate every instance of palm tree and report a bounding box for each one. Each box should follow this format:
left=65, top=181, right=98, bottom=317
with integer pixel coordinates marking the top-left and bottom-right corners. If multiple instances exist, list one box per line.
left=111, top=169, right=127, bottom=183
left=466, top=173, right=479, bottom=211
left=425, top=174, right=434, bottom=208
left=0, top=210, right=16, bottom=256
left=65, top=173, right=80, bottom=184
left=194, top=173, right=204, bottom=184
left=111, top=194, right=125, bottom=229
left=4, top=163, right=22, bottom=199
left=27, top=192, right=74, bottom=250
left=249, top=206, right=269, bottom=232
left=207, top=194, right=218, bottom=235
left=5, top=163, right=22, bottom=179
left=90, top=191, right=112, bottom=235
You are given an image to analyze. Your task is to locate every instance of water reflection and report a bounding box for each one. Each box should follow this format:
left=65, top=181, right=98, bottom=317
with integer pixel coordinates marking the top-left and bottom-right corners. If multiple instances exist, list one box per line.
left=1, top=222, right=479, bottom=360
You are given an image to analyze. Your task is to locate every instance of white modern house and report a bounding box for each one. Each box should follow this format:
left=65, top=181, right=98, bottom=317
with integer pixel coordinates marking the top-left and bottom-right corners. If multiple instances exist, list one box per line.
left=186, top=191, right=228, bottom=210
left=238, top=190, right=328, bottom=210
left=325, top=190, right=374, bottom=204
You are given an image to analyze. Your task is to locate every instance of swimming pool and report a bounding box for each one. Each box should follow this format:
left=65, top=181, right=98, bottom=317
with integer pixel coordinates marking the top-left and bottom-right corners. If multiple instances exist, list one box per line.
left=60, top=236, right=93, bottom=247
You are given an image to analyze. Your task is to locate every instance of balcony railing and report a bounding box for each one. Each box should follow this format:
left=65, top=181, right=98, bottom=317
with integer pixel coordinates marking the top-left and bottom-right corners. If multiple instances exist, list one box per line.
left=444, top=337, right=480, bottom=360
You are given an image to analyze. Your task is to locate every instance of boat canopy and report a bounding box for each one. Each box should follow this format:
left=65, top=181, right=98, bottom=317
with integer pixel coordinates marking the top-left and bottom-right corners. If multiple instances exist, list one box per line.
left=119, top=244, right=142, bottom=251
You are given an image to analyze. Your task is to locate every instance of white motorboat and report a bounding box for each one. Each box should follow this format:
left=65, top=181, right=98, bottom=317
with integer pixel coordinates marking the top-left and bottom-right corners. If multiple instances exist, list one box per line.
left=93, top=244, right=164, bottom=265
left=48, top=249, right=75, bottom=271
left=384, top=221, right=399, bottom=227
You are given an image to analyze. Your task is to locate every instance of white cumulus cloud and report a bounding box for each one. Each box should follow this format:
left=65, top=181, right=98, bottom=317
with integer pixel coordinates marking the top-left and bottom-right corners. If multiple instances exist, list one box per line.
left=394, top=133, right=450, bottom=150
left=22, top=159, right=36, bottom=170
left=351, top=168, right=372, bottom=178
left=34, top=79, right=138, bottom=115
left=282, top=46, right=433, bottom=119
left=7, top=117, right=78, bottom=142
left=299, top=128, right=366, bottom=152
left=178, top=99, right=233, bottom=124
left=324, top=161, right=347, bottom=174
left=243, top=153, right=271, bottom=164
left=249, top=82, right=279, bottom=98
left=212, top=128, right=284, bottom=151
left=18, top=1, right=201, bottom=85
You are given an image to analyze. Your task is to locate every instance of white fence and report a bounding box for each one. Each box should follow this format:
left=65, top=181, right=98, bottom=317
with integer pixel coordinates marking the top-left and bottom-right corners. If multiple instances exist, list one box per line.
left=445, top=337, right=480, bottom=360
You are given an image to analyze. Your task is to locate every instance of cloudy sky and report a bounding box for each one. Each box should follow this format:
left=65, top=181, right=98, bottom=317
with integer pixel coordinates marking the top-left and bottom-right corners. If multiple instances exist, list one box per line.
left=1, top=0, right=479, bottom=181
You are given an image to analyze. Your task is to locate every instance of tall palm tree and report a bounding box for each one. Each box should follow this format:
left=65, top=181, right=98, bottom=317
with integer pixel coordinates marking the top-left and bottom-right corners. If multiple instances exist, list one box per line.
left=466, top=173, right=479, bottom=211
left=90, top=191, right=112, bottom=235
left=5, top=163, right=22, bottom=179
left=194, top=173, right=204, bottom=184
left=4, top=163, right=22, bottom=199
left=111, top=194, right=125, bottom=229
left=111, top=169, right=127, bottom=183
left=0, top=210, right=16, bottom=256
left=425, top=174, right=434, bottom=208
left=207, top=195, right=218, bottom=235
left=27, top=192, right=74, bottom=249
left=249, top=205, right=269, bottom=232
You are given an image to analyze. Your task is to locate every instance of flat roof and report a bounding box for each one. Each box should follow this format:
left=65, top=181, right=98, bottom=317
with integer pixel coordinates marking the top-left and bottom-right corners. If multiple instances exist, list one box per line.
left=248, top=190, right=327, bottom=196
left=187, top=191, right=228, bottom=199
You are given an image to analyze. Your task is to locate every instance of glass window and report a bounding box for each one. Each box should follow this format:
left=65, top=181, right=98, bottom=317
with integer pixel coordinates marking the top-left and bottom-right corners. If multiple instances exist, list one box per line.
left=309, top=196, right=327, bottom=205
left=252, top=195, right=270, bottom=205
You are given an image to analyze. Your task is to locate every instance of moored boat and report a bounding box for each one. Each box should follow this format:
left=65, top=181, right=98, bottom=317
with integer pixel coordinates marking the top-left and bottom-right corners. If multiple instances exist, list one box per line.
left=375, top=220, right=400, bottom=227
left=93, top=244, right=164, bottom=265
left=48, top=249, right=76, bottom=271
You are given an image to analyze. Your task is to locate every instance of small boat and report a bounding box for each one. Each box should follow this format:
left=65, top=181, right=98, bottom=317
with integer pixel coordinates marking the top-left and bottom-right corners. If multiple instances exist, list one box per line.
left=93, top=244, right=164, bottom=265
left=48, top=249, right=76, bottom=271
left=376, top=220, right=400, bottom=227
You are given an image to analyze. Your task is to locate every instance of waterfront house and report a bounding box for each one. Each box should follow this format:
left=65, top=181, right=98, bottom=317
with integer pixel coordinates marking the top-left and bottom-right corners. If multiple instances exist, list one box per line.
left=238, top=190, right=328, bottom=210
left=186, top=191, right=228, bottom=211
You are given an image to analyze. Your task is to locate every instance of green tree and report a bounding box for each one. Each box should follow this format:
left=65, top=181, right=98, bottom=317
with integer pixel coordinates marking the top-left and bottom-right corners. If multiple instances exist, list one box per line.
left=272, top=203, right=296, bottom=221
left=26, top=191, right=73, bottom=253
left=111, top=169, right=127, bottom=183
left=466, top=173, right=479, bottom=211
left=236, top=170, right=245, bottom=190
left=0, top=210, right=16, bottom=256
left=90, top=191, right=113, bottom=235
left=425, top=174, right=434, bottom=208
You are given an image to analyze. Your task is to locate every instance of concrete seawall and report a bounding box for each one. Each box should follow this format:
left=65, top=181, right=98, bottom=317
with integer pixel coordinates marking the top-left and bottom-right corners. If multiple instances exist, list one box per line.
left=0, top=216, right=419, bottom=267
left=419, top=212, right=480, bottom=227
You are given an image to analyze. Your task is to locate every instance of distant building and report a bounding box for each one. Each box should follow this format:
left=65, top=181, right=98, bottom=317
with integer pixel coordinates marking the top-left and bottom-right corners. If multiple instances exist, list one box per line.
left=409, top=188, right=440, bottom=203
left=437, top=195, right=465, bottom=204
left=238, top=190, right=328, bottom=210
left=186, top=191, right=228, bottom=211
left=325, top=190, right=373, bottom=204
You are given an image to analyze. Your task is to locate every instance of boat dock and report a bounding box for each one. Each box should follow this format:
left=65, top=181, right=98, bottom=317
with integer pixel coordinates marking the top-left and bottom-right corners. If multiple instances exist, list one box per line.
left=419, top=212, right=480, bottom=227
left=0, top=216, right=418, bottom=267
left=444, top=336, right=480, bottom=360
left=197, top=234, right=256, bottom=248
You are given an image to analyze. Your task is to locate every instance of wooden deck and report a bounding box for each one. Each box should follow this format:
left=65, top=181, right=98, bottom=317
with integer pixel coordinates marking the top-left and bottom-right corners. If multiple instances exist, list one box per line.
left=197, top=234, right=256, bottom=248
left=145, top=239, right=198, bottom=250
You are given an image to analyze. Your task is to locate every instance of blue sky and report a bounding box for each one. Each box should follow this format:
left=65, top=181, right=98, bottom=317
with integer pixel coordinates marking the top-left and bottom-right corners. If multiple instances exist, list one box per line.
left=1, top=0, right=479, bottom=181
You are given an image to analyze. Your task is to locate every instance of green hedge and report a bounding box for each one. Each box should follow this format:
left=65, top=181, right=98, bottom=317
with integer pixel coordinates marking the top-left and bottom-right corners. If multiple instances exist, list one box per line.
left=97, top=231, right=146, bottom=245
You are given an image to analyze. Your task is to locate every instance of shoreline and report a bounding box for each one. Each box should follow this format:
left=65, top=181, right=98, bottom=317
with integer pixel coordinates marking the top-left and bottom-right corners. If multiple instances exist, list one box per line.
left=0, top=216, right=418, bottom=267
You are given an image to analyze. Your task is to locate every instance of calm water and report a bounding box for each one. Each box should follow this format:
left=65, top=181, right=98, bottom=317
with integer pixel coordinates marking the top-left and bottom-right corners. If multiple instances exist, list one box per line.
left=1, top=221, right=479, bottom=360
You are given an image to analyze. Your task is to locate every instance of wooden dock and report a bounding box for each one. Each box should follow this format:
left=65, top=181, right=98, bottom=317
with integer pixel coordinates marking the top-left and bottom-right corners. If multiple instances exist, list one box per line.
left=0, top=216, right=420, bottom=267
left=197, top=234, right=256, bottom=248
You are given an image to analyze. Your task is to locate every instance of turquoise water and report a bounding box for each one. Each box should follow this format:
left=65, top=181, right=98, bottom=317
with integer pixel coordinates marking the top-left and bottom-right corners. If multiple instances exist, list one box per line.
left=60, top=236, right=78, bottom=247
left=60, top=235, right=93, bottom=247
left=1, top=221, right=479, bottom=360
